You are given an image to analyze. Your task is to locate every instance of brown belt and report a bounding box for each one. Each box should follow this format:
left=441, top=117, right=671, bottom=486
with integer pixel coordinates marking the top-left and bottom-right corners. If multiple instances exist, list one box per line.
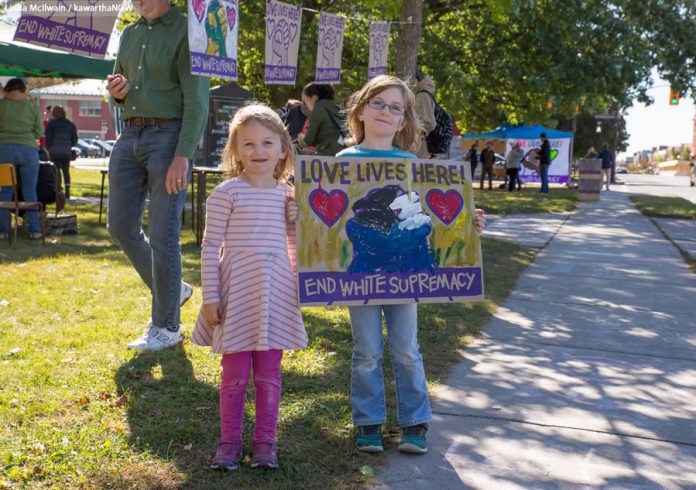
left=125, top=117, right=180, bottom=128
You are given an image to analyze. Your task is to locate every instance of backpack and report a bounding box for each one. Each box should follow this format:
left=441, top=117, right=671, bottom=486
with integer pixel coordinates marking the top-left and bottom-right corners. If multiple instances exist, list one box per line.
left=419, top=90, right=453, bottom=155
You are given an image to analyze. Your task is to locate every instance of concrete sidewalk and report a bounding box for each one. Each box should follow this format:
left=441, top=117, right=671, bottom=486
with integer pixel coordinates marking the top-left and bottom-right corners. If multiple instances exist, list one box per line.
left=372, top=191, right=696, bottom=489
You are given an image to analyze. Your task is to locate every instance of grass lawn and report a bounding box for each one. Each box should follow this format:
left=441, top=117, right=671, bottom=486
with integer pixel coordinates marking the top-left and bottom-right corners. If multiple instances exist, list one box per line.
left=0, top=170, right=575, bottom=489
left=630, top=194, right=696, bottom=220
left=473, top=186, right=578, bottom=215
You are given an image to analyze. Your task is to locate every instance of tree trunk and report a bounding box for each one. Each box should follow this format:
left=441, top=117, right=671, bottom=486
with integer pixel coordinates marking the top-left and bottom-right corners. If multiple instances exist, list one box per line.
left=394, top=0, right=423, bottom=81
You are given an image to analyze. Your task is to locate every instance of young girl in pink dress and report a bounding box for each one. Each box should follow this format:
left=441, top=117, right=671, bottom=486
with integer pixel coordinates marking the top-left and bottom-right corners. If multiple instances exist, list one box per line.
left=192, top=103, right=307, bottom=471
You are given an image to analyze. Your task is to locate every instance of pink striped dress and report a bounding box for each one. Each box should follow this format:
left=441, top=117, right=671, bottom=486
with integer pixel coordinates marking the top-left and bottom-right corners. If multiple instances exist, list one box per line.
left=191, top=178, right=307, bottom=354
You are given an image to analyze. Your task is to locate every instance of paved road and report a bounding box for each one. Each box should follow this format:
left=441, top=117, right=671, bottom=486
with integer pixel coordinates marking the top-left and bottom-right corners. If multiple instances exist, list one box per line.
left=611, top=173, right=696, bottom=204
left=371, top=191, right=696, bottom=489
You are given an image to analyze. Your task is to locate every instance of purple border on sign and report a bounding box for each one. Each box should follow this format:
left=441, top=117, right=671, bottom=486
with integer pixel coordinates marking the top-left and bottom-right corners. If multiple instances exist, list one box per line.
left=299, top=267, right=483, bottom=304
left=14, top=15, right=109, bottom=56
left=316, top=67, right=340, bottom=83
left=368, top=67, right=388, bottom=78
left=190, top=52, right=237, bottom=80
left=519, top=175, right=569, bottom=184
left=265, top=65, right=297, bottom=84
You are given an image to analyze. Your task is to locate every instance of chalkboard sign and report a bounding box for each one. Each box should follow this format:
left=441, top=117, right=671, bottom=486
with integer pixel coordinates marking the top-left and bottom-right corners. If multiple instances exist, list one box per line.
left=201, top=83, right=254, bottom=167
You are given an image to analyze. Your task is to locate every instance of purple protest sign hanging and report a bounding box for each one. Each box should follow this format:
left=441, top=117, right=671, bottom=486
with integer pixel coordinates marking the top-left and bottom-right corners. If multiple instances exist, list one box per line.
left=13, top=0, right=121, bottom=58
left=315, top=12, right=346, bottom=84
left=264, top=0, right=302, bottom=85
left=188, top=0, right=239, bottom=80
left=368, top=21, right=389, bottom=79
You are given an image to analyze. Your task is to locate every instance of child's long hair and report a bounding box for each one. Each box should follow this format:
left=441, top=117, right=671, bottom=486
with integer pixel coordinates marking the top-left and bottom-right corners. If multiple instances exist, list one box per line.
left=344, top=75, right=423, bottom=153
left=221, top=102, right=295, bottom=181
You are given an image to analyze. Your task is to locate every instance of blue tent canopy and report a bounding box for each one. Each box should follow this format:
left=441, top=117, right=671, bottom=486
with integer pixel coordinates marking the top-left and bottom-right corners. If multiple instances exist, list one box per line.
left=462, top=124, right=573, bottom=140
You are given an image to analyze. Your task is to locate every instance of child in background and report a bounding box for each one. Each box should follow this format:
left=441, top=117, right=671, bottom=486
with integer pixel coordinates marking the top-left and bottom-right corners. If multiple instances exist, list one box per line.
left=192, top=103, right=307, bottom=471
left=337, top=75, right=485, bottom=454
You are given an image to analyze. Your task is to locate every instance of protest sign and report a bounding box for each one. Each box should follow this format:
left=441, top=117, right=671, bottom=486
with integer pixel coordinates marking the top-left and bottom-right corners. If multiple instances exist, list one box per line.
left=315, top=12, right=346, bottom=84
left=295, top=156, right=484, bottom=306
left=264, top=0, right=302, bottom=85
left=188, top=0, right=239, bottom=80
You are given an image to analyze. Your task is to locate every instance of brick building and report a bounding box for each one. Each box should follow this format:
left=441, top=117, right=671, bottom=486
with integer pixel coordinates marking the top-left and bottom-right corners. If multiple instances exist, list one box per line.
left=30, top=79, right=116, bottom=141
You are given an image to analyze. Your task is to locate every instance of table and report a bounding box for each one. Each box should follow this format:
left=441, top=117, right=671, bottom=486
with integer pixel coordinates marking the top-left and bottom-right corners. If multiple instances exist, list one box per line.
left=191, top=166, right=226, bottom=246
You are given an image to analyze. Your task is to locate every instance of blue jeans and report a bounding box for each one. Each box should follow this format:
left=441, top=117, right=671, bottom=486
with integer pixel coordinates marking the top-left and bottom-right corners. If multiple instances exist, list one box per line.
left=107, top=121, right=189, bottom=330
left=540, top=163, right=550, bottom=192
left=348, top=303, right=432, bottom=427
left=0, top=144, right=41, bottom=234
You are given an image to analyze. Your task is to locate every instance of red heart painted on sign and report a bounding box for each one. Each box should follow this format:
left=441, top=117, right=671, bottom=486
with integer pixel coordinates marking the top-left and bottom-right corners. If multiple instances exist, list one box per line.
left=309, top=188, right=349, bottom=227
left=425, top=189, right=464, bottom=225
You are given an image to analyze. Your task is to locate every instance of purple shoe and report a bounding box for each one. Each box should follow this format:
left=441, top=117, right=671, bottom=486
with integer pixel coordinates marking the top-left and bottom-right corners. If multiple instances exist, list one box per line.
left=250, top=440, right=278, bottom=469
left=210, top=440, right=243, bottom=471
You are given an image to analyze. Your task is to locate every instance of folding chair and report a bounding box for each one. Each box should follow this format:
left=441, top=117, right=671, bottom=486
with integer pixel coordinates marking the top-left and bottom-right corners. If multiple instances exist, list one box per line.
left=0, top=163, right=46, bottom=246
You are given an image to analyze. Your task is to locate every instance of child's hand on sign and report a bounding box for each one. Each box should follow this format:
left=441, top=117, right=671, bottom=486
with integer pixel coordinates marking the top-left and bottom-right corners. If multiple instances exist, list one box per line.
left=474, top=208, right=486, bottom=234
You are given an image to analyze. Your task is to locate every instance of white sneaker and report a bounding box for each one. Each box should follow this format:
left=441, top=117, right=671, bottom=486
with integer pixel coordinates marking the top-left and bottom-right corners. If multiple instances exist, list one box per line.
left=127, top=323, right=183, bottom=352
left=180, top=281, right=193, bottom=307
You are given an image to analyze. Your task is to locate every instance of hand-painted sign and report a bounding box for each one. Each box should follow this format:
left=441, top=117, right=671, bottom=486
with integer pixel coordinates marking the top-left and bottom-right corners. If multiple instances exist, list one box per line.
left=315, top=12, right=346, bottom=84
left=188, top=0, right=239, bottom=80
left=295, top=156, right=484, bottom=306
left=368, top=21, right=389, bottom=79
left=13, top=0, right=121, bottom=57
left=264, top=0, right=302, bottom=85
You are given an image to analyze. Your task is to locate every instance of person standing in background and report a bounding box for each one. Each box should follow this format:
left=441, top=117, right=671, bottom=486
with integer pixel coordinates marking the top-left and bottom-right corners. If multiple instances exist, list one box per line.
left=414, top=71, right=437, bottom=159
left=45, top=105, right=78, bottom=199
left=598, top=143, right=614, bottom=191
left=479, top=141, right=495, bottom=190
left=539, top=132, right=551, bottom=193
left=0, top=78, right=44, bottom=241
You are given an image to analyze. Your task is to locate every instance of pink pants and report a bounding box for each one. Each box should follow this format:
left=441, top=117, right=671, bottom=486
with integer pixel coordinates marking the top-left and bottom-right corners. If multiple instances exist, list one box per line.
left=220, top=350, right=283, bottom=444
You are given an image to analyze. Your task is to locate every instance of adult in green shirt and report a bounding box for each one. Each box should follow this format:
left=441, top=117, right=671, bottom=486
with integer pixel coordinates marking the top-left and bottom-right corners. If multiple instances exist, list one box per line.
left=106, top=0, right=209, bottom=352
left=299, top=83, right=345, bottom=156
left=0, top=78, right=44, bottom=241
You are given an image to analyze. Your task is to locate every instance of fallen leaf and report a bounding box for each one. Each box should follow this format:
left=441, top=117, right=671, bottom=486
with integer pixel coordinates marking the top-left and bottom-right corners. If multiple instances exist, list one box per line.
left=74, top=396, right=90, bottom=405
left=359, top=465, right=375, bottom=477
left=61, top=357, right=79, bottom=364
left=0, top=299, right=9, bottom=307
left=183, top=443, right=193, bottom=451
left=98, top=392, right=113, bottom=401
left=194, top=406, right=211, bottom=411
left=9, top=348, right=20, bottom=355
left=114, top=394, right=128, bottom=407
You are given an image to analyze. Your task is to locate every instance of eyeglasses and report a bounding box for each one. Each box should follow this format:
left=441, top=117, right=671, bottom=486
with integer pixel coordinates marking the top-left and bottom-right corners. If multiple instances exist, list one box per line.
left=366, top=99, right=405, bottom=116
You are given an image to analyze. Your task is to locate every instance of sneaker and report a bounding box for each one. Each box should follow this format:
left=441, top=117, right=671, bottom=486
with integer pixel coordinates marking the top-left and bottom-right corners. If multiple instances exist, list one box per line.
left=398, top=423, right=428, bottom=454
left=210, top=440, right=243, bottom=471
left=127, top=323, right=183, bottom=352
left=355, top=425, right=383, bottom=453
left=180, top=281, right=193, bottom=307
left=29, top=232, right=42, bottom=240
left=250, top=441, right=279, bottom=469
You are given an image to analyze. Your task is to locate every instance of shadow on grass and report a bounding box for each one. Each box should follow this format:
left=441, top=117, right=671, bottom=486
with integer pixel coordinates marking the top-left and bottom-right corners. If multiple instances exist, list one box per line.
left=105, top=310, right=370, bottom=489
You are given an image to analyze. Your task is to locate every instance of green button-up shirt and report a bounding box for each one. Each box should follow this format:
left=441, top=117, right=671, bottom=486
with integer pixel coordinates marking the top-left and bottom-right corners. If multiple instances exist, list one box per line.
left=112, top=6, right=209, bottom=159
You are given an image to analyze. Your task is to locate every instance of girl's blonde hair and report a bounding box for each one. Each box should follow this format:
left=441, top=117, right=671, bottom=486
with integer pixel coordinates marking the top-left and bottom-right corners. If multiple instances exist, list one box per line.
left=344, top=75, right=423, bottom=153
left=221, top=102, right=295, bottom=181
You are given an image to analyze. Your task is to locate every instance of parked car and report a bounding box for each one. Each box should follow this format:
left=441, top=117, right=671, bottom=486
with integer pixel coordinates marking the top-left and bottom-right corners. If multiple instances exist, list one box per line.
left=616, top=167, right=628, bottom=174
left=74, top=139, right=101, bottom=158
left=86, top=139, right=111, bottom=157
left=71, top=146, right=82, bottom=158
left=690, top=162, right=695, bottom=187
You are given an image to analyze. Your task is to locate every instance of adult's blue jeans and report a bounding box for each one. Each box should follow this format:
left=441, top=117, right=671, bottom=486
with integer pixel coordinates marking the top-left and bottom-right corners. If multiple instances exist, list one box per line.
left=347, top=303, right=432, bottom=427
left=0, top=143, right=41, bottom=234
left=540, top=163, right=550, bottom=193
left=107, top=121, right=189, bottom=330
